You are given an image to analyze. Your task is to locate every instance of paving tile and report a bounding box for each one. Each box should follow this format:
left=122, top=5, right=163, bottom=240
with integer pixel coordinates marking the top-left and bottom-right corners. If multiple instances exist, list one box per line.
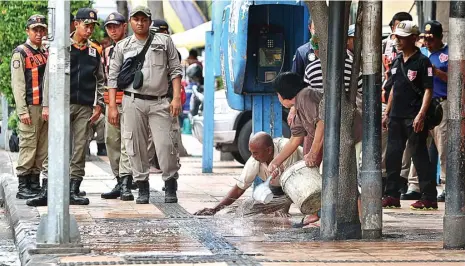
left=59, top=255, right=124, bottom=263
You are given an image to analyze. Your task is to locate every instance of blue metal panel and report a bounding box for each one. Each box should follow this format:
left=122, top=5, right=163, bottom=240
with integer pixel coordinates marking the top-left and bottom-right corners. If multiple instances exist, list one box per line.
left=212, top=0, right=230, bottom=77
left=202, top=31, right=215, bottom=173
left=220, top=5, right=245, bottom=111
left=252, top=96, right=264, bottom=133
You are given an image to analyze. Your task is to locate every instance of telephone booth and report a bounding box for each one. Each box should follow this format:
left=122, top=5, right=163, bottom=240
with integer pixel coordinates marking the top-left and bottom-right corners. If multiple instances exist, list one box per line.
left=202, top=0, right=310, bottom=172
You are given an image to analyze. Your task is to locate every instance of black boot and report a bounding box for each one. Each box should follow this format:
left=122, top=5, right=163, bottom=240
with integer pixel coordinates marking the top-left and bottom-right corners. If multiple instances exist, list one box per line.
left=164, top=178, right=178, bottom=203
left=97, top=143, right=107, bottom=156
left=29, top=174, right=41, bottom=194
left=120, top=175, right=135, bottom=201
left=26, top=179, right=48, bottom=206
left=136, top=181, right=150, bottom=204
left=16, top=175, right=37, bottom=199
left=70, top=179, right=90, bottom=205
left=101, top=177, right=122, bottom=199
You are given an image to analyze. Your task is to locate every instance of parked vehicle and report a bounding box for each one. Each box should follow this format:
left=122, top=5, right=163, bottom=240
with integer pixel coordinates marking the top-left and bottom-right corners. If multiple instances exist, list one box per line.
left=192, top=90, right=290, bottom=164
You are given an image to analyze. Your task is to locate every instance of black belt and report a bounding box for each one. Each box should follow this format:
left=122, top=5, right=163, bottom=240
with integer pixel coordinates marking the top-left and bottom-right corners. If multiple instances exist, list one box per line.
left=124, top=91, right=167, bottom=101
left=434, top=97, right=447, bottom=102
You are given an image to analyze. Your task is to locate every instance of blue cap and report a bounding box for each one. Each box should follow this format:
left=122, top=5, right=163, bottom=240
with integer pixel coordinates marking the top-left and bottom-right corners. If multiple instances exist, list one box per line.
left=348, top=24, right=355, bottom=37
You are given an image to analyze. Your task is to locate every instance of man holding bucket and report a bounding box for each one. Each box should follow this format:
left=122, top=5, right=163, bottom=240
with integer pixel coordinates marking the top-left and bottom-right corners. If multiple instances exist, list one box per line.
left=193, top=132, right=303, bottom=217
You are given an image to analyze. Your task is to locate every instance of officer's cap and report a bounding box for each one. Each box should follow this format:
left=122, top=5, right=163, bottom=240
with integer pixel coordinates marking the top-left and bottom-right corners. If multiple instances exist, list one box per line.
left=27, top=14, right=47, bottom=29
left=75, top=8, right=100, bottom=25
left=424, top=20, right=443, bottom=38
left=393, top=20, right=420, bottom=37
left=105, top=12, right=126, bottom=27
left=130, top=6, right=152, bottom=18
left=152, top=19, right=169, bottom=32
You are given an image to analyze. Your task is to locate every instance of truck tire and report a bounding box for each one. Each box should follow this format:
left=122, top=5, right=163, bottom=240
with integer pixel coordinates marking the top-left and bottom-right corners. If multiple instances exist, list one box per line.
left=231, top=151, right=246, bottom=164
left=237, top=120, right=253, bottom=164
left=237, top=120, right=291, bottom=164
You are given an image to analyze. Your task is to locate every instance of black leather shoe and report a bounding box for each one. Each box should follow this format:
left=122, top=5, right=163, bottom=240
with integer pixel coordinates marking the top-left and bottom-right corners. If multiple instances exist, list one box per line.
left=437, top=191, right=446, bottom=202
left=164, top=178, right=178, bottom=203
left=26, top=179, right=48, bottom=206
left=70, top=179, right=89, bottom=205
left=16, top=175, right=37, bottom=199
left=29, top=174, right=41, bottom=194
left=120, top=175, right=135, bottom=201
left=400, top=191, right=421, bottom=200
left=136, top=181, right=150, bottom=204
left=101, top=177, right=122, bottom=199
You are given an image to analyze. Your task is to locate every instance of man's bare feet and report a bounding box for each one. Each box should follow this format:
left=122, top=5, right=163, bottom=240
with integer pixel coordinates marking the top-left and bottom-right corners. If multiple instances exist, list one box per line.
left=302, top=214, right=320, bottom=225
left=303, top=221, right=320, bottom=228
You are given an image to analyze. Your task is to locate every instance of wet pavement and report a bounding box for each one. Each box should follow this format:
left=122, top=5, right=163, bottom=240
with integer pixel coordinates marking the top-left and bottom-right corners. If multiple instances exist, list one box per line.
left=3, top=135, right=465, bottom=265
left=0, top=207, right=20, bottom=266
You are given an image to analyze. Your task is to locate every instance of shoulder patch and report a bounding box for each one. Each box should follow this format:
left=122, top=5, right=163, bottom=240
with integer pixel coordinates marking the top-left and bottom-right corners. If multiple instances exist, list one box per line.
left=89, top=41, right=103, bottom=55
left=12, top=60, right=20, bottom=69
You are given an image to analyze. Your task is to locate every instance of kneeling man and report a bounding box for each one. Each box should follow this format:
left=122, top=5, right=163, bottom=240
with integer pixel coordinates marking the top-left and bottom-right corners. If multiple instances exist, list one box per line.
left=194, top=132, right=303, bottom=216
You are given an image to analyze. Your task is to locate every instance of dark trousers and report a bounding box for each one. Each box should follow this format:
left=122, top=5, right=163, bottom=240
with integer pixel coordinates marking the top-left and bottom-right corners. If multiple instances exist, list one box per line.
left=385, top=117, right=437, bottom=201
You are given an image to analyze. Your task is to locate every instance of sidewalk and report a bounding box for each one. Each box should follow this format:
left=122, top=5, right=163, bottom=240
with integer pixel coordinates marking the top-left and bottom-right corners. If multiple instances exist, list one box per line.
left=1, top=135, right=464, bottom=266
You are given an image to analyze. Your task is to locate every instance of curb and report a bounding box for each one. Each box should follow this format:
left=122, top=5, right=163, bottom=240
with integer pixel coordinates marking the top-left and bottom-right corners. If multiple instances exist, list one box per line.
left=0, top=150, right=58, bottom=266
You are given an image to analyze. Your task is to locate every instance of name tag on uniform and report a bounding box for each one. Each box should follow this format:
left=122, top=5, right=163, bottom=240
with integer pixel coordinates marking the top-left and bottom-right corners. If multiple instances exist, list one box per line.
left=151, top=44, right=165, bottom=50
left=89, top=47, right=96, bottom=57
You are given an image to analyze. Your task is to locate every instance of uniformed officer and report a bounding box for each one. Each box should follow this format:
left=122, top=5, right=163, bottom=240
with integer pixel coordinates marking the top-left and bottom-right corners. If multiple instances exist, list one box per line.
left=291, top=19, right=316, bottom=81
left=27, top=8, right=105, bottom=206
left=108, top=6, right=183, bottom=204
left=382, top=21, right=437, bottom=210
left=100, top=12, right=135, bottom=201
left=11, top=15, right=49, bottom=199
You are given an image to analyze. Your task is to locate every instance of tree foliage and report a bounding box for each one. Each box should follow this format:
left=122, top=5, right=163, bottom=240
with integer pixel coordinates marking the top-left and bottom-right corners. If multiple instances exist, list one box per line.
left=0, top=0, right=103, bottom=106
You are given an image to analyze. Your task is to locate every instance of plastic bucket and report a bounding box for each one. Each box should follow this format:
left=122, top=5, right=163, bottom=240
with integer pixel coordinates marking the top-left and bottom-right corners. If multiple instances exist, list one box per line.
left=279, top=160, right=322, bottom=214
left=252, top=176, right=273, bottom=204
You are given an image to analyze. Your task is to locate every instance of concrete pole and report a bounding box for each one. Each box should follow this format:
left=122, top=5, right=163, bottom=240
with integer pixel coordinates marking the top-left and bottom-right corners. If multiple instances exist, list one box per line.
left=202, top=31, right=214, bottom=173
left=35, top=1, right=83, bottom=248
left=444, top=0, right=465, bottom=250
left=320, top=0, right=346, bottom=241
left=360, top=0, right=383, bottom=240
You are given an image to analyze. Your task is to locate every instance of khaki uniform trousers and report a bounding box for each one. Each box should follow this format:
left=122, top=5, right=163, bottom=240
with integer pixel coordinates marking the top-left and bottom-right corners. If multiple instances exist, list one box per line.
left=16, top=105, right=48, bottom=176
left=42, top=104, right=93, bottom=181
left=105, top=105, right=131, bottom=177
left=122, top=95, right=180, bottom=182
left=407, top=99, right=448, bottom=192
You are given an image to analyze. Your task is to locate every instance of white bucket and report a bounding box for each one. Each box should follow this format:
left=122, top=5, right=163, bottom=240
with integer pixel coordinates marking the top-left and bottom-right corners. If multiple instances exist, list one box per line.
left=252, top=176, right=274, bottom=204
left=279, top=160, right=322, bottom=215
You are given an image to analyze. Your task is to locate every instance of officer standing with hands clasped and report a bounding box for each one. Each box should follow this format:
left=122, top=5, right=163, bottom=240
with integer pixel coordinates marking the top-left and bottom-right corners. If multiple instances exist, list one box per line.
left=100, top=12, right=135, bottom=201
left=11, top=15, right=49, bottom=200
left=27, top=8, right=105, bottom=207
left=108, top=6, right=183, bottom=204
left=382, top=21, right=438, bottom=210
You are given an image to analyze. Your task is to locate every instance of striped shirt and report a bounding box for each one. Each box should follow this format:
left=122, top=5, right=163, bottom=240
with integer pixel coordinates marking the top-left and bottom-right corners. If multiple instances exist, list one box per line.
left=303, top=50, right=363, bottom=93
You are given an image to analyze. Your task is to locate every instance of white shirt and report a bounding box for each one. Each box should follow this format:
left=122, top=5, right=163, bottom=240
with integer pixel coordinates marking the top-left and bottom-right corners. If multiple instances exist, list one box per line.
left=236, top=138, right=304, bottom=190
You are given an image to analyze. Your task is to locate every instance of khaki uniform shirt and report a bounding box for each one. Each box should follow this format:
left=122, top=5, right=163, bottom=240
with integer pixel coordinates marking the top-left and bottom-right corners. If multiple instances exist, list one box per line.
left=11, top=39, right=47, bottom=115
left=108, top=33, right=182, bottom=96
left=236, top=138, right=304, bottom=190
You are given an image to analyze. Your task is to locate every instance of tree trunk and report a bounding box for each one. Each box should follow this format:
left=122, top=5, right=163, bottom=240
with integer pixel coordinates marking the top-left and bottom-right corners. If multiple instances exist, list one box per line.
left=116, top=0, right=128, bottom=20
left=336, top=1, right=362, bottom=239
left=147, top=1, right=164, bottom=20
left=305, top=0, right=361, bottom=239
